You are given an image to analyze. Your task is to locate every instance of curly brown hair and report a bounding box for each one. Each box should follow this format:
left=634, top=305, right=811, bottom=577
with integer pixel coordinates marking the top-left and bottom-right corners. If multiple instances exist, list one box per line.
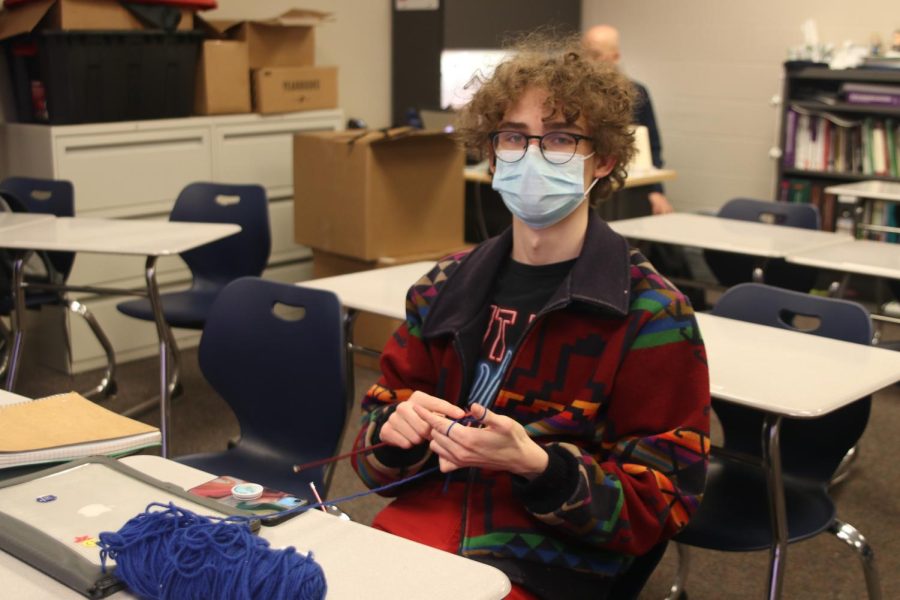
left=454, top=32, right=637, bottom=202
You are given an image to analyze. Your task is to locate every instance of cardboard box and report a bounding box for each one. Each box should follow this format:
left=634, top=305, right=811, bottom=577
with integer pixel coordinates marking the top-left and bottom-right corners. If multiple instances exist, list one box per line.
left=195, top=40, right=251, bottom=115
left=294, top=128, right=465, bottom=261
left=197, top=9, right=330, bottom=69
left=252, top=65, right=337, bottom=114
left=0, top=0, right=193, bottom=36
left=311, top=246, right=472, bottom=369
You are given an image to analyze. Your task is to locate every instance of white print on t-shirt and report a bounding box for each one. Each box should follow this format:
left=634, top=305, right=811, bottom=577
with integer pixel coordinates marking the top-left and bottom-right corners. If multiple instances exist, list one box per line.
left=469, top=349, right=512, bottom=409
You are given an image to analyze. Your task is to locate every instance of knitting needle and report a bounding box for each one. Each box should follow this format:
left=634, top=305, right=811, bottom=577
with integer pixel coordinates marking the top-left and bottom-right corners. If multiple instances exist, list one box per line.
left=308, top=482, right=328, bottom=512
left=292, top=441, right=389, bottom=474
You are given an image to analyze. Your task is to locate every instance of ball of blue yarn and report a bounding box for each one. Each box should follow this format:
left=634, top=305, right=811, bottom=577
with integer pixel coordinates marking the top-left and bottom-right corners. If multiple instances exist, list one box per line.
left=97, top=502, right=326, bottom=600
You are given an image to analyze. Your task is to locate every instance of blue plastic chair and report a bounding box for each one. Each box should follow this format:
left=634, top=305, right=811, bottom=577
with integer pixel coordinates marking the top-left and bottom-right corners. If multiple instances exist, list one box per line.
left=0, top=176, right=116, bottom=397
left=116, top=182, right=270, bottom=392
left=703, top=198, right=821, bottom=292
left=672, top=283, right=879, bottom=599
left=175, top=277, right=349, bottom=502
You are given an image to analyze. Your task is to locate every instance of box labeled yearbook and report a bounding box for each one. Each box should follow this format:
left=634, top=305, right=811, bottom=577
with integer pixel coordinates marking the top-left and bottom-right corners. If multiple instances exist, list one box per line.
left=252, top=65, right=337, bottom=114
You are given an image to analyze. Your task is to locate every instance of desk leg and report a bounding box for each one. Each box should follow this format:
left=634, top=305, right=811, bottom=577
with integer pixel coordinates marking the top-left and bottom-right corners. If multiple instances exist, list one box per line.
left=343, top=309, right=358, bottom=416
left=762, top=414, right=787, bottom=600
left=4, top=252, right=26, bottom=392
left=144, top=256, right=171, bottom=458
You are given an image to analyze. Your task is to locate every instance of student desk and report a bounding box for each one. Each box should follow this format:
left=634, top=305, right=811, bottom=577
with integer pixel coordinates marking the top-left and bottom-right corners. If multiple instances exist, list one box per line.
left=696, top=312, right=900, bottom=599
left=0, top=455, right=512, bottom=599
left=0, top=212, right=55, bottom=232
left=302, top=262, right=900, bottom=599
left=298, top=262, right=434, bottom=404
left=0, top=216, right=241, bottom=458
left=608, top=212, right=849, bottom=257
left=824, top=180, right=900, bottom=202
left=786, top=238, right=900, bottom=299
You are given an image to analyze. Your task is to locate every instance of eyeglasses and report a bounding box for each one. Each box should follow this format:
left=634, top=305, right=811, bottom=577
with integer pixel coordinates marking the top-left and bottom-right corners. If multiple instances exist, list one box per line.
left=490, top=131, right=594, bottom=165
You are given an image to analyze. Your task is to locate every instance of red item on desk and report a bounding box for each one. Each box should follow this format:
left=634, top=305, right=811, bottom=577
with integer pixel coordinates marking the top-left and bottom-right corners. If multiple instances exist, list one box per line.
left=3, top=0, right=218, bottom=9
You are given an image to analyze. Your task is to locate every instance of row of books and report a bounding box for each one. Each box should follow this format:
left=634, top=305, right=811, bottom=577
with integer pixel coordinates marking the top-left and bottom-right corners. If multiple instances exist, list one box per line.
left=783, top=107, right=900, bottom=177
left=778, top=178, right=840, bottom=231
left=779, top=177, right=900, bottom=242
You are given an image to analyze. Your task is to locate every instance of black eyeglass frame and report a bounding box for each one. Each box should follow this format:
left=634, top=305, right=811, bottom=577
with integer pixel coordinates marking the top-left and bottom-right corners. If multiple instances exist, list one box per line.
left=489, top=130, right=595, bottom=165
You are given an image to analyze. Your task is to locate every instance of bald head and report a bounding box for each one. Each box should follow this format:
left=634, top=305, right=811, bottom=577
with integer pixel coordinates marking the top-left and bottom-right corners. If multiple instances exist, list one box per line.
left=583, top=24, right=621, bottom=65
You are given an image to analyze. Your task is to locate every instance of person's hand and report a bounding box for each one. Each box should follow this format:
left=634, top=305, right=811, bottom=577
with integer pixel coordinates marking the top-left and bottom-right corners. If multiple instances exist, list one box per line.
left=413, top=404, right=549, bottom=480
left=379, top=391, right=467, bottom=449
left=649, top=191, right=674, bottom=215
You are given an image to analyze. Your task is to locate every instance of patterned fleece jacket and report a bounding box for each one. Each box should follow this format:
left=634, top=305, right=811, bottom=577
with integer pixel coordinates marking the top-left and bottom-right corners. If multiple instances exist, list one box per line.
left=351, top=212, right=710, bottom=579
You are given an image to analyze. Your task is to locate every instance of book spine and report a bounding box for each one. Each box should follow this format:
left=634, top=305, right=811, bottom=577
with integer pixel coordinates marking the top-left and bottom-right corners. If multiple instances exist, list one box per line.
left=822, top=191, right=837, bottom=231
left=844, top=92, right=900, bottom=106
left=873, top=120, right=889, bottom=176
left=887, top=118, right=898, bottom=177
left=863, top=117, right=874, bottom=175
left=783, top=109, right=797, bottom=168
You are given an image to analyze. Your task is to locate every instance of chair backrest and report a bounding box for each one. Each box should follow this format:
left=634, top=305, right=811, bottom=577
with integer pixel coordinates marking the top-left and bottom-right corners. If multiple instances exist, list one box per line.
left=711, top=283, right=873, bottom=483
left=718, top=197, right=821, bottom=230
left=170, top=182, right=271, bottom=287
left=704, top=198, right=821, bottom=292
left=197, top=277, right=348, bottom=464
left=0, top=176, right=75, bottom=278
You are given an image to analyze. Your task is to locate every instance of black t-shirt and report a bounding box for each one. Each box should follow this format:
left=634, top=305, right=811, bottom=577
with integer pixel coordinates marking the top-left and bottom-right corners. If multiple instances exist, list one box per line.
left=467, top=257, right=575, bottom=409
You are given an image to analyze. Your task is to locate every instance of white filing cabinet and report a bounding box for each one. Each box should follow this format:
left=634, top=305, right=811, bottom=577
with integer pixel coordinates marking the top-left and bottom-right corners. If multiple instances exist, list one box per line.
left=0, top=109, right=344, bottom=373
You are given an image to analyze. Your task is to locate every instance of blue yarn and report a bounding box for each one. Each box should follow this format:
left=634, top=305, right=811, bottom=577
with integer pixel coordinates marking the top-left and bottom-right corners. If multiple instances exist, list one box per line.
left=97, top=502, right=326, bottom=600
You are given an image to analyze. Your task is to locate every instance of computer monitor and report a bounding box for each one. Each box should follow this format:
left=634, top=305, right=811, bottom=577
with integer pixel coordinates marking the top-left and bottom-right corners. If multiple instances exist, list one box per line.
left=440, top=49, right=511, bottom=110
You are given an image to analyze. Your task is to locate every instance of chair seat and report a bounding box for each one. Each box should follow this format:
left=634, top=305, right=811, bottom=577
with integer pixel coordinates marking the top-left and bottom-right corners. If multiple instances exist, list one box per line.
left=117, top=289, right=221, bottom=329
left=177, top=445, right=328, bottom=503
left=675, top=458, right=836, bottom=552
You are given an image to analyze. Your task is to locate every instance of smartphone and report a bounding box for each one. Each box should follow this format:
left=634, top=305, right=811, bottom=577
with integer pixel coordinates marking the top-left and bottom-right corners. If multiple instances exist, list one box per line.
left=188, top=475, right=307, bottom=525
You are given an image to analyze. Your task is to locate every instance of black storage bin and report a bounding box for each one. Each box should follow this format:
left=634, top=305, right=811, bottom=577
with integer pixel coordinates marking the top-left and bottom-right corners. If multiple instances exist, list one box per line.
left=6, top=30, right=202, bottom=125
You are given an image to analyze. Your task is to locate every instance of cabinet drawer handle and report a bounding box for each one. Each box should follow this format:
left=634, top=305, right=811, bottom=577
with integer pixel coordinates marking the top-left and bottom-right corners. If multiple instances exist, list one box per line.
left=65, top=136, right=205, bottom=154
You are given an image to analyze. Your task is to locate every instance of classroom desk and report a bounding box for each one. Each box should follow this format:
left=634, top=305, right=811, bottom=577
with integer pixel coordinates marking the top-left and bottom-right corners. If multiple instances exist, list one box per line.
left=0, top=216, right=241, bottom=458
left=0, top=212, right=55, bottom=232
left=608, top=212, right=850, bottom=257
left=697, top=312, right=900, bottom=599
left=299, top=261, right=433, bottom=323
left=824, top=179, right=900, bottom=202
left=0, top=455, right=512, bottom=599
left=786, top=238, right=900, bottom=281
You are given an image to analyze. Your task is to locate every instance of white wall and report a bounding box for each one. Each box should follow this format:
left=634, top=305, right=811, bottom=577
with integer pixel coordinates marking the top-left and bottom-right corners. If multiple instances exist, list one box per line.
left=583, top=0, right=898, bottom=213
left=207, top=0, right=392, bottom=129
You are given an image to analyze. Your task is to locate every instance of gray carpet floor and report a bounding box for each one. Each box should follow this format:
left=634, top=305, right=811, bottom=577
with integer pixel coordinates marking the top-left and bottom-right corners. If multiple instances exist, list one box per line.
left=13, top=336, right=900, bottom=599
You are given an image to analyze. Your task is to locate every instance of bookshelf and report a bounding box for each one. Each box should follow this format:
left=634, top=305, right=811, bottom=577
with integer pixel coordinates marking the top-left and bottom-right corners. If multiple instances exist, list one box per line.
left=776, top=63, right=900, bottom=235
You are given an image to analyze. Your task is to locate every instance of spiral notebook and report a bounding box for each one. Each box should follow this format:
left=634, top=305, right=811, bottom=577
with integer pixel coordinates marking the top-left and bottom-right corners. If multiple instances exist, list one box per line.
left=0, top=392, right=161, bottom=470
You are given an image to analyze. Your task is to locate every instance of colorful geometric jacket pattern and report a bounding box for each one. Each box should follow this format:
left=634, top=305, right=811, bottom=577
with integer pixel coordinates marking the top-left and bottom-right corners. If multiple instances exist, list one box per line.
left=351, top=222, right=710, bottom=579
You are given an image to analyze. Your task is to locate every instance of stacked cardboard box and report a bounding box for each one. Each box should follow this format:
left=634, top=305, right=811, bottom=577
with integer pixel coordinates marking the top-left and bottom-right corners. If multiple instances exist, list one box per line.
left=196, top=10, right=337, bottom=116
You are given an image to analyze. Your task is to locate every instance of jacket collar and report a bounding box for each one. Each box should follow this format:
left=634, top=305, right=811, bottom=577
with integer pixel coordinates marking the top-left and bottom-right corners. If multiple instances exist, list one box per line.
left=422, top=211, right=632, bottom=339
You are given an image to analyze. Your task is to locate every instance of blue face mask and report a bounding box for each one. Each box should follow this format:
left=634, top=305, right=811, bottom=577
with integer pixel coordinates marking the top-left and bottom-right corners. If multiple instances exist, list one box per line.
left=492, top=146, right=600, bottom=230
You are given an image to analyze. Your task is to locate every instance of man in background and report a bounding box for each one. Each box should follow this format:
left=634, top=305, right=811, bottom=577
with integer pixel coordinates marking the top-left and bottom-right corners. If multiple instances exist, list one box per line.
left=583, top=24, right=673, bottom=216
